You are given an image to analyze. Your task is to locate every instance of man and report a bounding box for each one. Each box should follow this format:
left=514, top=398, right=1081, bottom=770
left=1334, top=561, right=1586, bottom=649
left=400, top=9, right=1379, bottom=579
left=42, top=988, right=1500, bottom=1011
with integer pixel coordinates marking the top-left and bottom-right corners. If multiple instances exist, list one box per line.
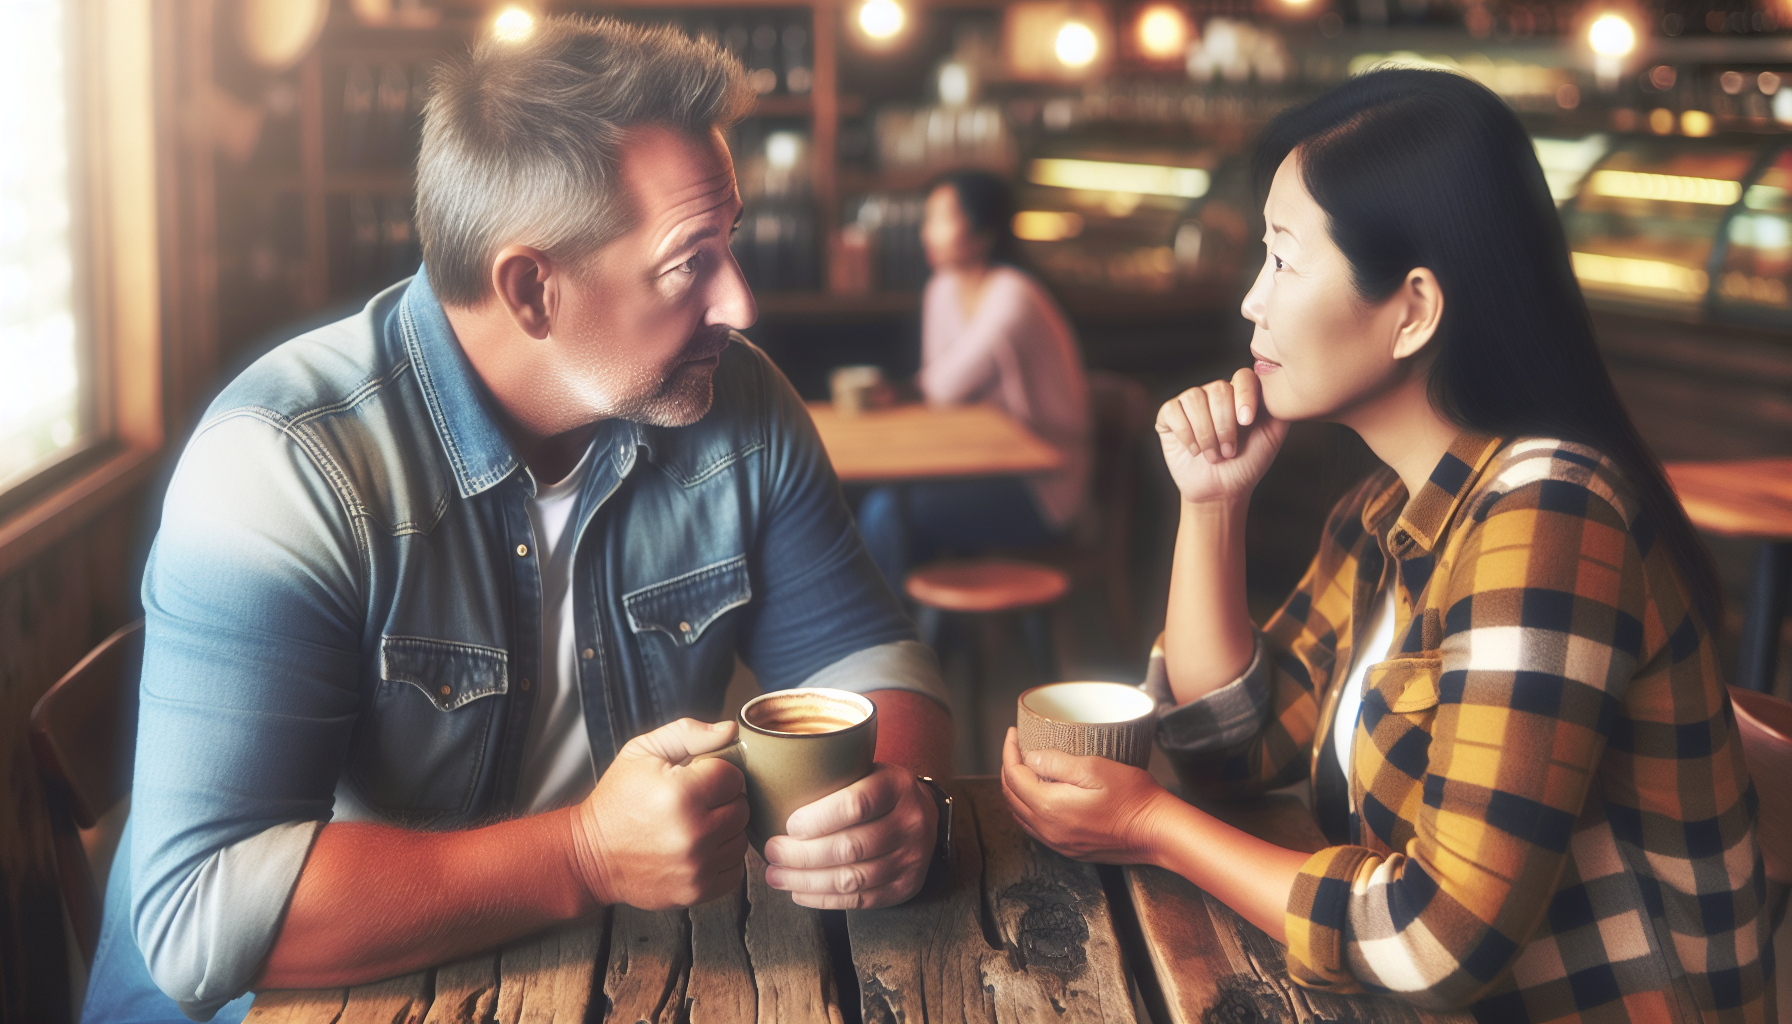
left=86, top=18, right=951, bottom=1022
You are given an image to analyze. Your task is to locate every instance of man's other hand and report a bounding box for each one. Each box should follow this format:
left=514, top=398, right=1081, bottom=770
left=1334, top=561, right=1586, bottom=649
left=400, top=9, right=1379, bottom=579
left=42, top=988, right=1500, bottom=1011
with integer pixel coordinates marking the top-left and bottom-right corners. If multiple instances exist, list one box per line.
left=571, top=718, right=750, bottom=910
left=761, top=762, right=937, bottom=909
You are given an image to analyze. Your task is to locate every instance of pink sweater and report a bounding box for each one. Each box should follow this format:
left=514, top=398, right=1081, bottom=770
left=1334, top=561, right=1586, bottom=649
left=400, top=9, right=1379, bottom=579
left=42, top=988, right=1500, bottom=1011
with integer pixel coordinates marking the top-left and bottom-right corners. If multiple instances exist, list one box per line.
left=918, top=265, right=1091, bottom=528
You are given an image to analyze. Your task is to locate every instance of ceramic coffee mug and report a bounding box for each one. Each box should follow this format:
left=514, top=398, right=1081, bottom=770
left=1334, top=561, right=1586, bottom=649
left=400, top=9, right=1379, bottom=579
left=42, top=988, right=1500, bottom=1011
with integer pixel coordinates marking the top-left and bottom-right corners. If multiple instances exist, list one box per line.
left=696, top=687, right=878, bottom=847
left=1016, top=681, right=1156, bottom=768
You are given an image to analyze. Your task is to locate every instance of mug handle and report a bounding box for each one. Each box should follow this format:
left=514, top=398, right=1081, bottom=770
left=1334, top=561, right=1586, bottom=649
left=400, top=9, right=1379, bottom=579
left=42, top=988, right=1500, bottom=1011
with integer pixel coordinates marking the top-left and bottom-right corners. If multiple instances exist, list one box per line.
left=688, top=741, right=745, bottom=771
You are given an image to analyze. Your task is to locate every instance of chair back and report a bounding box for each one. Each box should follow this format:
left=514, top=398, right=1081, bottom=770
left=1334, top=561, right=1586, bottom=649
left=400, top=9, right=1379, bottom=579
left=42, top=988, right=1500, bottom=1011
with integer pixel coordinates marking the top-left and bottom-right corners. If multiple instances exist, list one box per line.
left=29, top=619, right=144, bottom=964
left=1729, top=685, right=1792, bottom=885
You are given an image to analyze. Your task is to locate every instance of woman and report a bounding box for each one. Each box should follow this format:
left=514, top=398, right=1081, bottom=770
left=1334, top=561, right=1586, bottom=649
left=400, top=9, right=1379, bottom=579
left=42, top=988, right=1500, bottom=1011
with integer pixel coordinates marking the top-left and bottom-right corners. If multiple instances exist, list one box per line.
left=1002, top=70, right=1770, bottom=1022
left=856, top=171, right=1090, bottom=590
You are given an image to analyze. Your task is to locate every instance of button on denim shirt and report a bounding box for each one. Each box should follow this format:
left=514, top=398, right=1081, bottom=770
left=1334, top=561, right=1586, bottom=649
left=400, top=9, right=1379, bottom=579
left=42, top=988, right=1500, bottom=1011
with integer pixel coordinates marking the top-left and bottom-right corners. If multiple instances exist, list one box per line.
left=119, top=271, right=941, bottom=1019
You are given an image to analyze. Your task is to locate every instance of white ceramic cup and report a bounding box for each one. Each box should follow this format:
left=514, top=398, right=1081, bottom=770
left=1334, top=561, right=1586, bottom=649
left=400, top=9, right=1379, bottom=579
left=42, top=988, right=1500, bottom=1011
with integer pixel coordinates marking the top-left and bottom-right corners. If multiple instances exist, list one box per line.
left=1016, top=681, right=1157, bottom=768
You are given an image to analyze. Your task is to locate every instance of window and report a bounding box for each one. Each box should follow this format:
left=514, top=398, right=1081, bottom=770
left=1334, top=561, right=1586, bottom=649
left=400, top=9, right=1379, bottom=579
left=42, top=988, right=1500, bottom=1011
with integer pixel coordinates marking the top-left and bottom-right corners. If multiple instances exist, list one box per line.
left=0, top=0, right=84, bottom=493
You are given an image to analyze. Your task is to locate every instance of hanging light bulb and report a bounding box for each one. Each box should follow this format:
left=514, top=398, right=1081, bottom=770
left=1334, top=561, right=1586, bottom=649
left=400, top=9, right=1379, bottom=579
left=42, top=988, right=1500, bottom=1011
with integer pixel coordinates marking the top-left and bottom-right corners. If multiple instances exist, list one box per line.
left=858, top=0, right=906, bottom=41
left=1055, top=21, right=1099, bottom=67
left=1135, top=5, right=1189, bottom=60
left=492, top=5, right=534, bottom=42
left=1588, top=13, right=1635, bottom=91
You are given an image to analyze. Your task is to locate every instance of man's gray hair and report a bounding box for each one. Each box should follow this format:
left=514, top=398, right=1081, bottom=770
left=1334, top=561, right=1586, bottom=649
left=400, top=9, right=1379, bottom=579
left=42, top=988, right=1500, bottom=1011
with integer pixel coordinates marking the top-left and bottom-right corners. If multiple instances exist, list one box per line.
left=417, top=16, right=754, bottom=306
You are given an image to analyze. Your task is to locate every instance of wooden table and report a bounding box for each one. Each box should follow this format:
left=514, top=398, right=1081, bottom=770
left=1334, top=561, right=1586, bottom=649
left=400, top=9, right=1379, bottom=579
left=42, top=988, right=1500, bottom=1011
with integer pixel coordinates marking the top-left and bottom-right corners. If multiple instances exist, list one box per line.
left=245, top=779, right=1469, bottom=1024
left=806, top=402, right=1064, bottom=484
left=1666, top=458, right=1792, bottom=691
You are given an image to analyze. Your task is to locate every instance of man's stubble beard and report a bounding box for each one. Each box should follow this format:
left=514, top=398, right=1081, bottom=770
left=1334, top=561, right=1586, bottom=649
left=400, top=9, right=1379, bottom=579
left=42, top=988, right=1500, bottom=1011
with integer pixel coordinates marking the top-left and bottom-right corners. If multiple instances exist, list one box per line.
left=607, top=325, right=732, bottom=428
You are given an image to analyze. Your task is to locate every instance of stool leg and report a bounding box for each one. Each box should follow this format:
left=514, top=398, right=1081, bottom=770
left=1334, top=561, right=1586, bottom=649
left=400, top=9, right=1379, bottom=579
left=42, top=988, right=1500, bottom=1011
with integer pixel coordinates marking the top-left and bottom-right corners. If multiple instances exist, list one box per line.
left=915, top=604, right=945, bottom=653
left=1022, top=607, right=1059, bottom=684
left=1739, top=541, right=1792, bottom=693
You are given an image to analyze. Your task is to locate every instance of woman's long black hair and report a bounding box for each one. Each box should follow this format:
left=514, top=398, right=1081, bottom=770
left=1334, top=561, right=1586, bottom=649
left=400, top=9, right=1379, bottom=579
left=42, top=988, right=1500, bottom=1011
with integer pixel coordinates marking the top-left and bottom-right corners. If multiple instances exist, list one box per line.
left=1255, top=68, right=1723, bottom=629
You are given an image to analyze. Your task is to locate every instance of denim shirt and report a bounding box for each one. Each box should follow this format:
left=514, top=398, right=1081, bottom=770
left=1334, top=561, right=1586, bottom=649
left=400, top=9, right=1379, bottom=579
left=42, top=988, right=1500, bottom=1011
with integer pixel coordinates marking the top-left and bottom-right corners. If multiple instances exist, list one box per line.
left=117, top=271, right=940, bottom=1019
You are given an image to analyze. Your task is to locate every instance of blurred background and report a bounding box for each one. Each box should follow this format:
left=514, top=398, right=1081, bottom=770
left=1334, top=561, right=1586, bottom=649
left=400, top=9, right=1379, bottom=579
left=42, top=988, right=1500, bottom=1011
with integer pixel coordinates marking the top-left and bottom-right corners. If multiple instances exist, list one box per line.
left=4, top=0, right=1792, bottom=1016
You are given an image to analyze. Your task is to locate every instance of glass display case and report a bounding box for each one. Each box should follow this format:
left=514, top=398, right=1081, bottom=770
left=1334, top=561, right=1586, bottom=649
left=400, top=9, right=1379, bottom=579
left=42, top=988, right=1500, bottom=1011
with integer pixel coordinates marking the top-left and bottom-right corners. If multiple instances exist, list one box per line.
left=1561, top=137, right=1759, bottom=318
left=1714, top=145, right=1792, bottom=326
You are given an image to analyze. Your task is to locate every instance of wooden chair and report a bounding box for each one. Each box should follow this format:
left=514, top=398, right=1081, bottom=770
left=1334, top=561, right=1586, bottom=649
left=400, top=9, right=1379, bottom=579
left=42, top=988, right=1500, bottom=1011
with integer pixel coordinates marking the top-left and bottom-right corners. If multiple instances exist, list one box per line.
left=28, top=620, right=144, bottom=965
left=1664, top=459, right=1792, bottom=692
left=1005, top=372, right=1155, bottom=651
left=1729, top=685, right=1792, bottom=930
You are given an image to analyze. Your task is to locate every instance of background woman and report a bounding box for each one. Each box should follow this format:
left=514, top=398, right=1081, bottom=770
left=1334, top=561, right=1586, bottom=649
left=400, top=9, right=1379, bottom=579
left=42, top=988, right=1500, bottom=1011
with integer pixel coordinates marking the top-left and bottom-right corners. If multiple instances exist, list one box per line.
left=855, top=171, right=1090, bottom=591
left=1001, top=69, right=1770, bottom=1022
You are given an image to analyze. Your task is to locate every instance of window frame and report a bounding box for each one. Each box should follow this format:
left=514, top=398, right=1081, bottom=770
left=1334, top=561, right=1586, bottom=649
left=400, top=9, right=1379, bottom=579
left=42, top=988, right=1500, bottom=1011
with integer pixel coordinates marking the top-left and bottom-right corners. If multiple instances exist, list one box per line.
left=0, top=0, right=165, bottom=576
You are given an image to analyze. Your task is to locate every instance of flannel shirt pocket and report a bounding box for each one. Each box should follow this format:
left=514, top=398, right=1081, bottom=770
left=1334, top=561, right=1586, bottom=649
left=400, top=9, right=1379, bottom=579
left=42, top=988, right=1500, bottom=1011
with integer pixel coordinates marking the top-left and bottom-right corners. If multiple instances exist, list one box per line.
left=1366, top=655, right=1441, bottom=714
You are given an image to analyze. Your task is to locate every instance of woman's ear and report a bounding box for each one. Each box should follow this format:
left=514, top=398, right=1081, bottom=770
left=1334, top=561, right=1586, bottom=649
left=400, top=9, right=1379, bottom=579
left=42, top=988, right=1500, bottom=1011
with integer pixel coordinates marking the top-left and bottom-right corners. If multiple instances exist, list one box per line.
left=1391, top=267, right=1444, bottom=361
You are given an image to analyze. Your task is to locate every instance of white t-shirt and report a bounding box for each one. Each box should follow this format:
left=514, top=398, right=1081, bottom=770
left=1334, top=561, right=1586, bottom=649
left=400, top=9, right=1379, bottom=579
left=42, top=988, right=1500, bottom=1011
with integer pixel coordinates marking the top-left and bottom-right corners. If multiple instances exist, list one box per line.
left=517, top=443, right=601, bottom=815
left=1332, top=586, right=1398, bottom=795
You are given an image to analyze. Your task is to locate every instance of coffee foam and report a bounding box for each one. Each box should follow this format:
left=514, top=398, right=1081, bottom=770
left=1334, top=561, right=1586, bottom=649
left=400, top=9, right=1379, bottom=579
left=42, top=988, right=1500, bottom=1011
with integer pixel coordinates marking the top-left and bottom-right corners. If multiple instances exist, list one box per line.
left=746, top=692, right=869, bottom=735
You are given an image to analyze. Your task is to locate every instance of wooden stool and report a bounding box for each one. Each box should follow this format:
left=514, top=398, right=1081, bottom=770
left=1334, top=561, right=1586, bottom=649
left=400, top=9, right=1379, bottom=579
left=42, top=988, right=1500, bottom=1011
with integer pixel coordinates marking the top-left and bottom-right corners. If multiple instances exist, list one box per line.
left=1666, top=459, right=1792, bottom=692
left=906, top=559, right=1069, bottom=746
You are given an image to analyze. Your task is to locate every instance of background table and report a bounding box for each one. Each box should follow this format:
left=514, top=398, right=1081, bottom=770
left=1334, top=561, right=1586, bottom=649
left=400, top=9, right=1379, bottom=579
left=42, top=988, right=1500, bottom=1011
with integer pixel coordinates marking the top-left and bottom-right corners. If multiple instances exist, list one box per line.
left=1665, top=458, right=1792, bottom=691
left=246, top=779, right=1470, bottom=1024
left=806, top=402, right=1063, bottom=484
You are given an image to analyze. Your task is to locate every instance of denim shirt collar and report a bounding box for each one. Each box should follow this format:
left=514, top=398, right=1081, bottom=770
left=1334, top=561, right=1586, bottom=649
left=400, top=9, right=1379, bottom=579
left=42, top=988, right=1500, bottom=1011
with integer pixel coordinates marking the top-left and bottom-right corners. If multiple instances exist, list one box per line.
left=395, top=268, right=522, bottom=497
left=395, top=267, right=658, bottom=497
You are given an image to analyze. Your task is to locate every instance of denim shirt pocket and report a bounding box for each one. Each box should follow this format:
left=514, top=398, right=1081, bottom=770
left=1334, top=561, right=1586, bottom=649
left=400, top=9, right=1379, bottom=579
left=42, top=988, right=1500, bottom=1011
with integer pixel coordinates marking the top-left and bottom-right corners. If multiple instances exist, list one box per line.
left=623, top=555, right=752, bottom=722
left=349, top=636, right=509, bottom=822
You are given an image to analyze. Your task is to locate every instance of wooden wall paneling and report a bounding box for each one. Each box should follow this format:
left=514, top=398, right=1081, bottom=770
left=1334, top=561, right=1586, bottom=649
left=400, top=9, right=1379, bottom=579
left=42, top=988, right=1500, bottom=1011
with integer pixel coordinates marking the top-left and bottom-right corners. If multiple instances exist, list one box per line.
left=155, top=0, right=221, bottom=436
left=0, top=493, right=146, bottom=1023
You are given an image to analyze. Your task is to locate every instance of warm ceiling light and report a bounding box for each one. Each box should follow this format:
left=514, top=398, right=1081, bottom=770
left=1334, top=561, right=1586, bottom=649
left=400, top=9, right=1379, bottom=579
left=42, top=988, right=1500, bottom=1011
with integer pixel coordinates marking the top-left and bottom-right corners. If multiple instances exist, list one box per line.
left=1135, top=5, right=1189, bottom=60
left=1013, top=211, right=1085, bottom=241
left=492, top=5, right=534, bottom=41
left=1588, top=169, right=1741, bottom=205
left=1588, top=13, right=1636, bottom=56
left=1055, top=21, right=1099, bottom=67
left=1030, top=158, right=1210, bottom=198
left=859, top=0, right=906, bottom=40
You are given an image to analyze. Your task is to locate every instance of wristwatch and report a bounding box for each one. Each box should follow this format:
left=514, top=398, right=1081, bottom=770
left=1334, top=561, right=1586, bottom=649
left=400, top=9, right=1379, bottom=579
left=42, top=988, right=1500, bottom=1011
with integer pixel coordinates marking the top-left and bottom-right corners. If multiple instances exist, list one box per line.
left=915, top=775, right=954, bottom=871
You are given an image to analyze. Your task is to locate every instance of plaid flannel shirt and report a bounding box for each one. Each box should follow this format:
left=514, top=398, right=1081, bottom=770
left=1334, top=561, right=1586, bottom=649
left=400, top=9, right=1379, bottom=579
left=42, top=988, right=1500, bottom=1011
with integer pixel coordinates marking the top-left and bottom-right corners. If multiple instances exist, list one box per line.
left=1146, top=432, right=1772, bottom=1023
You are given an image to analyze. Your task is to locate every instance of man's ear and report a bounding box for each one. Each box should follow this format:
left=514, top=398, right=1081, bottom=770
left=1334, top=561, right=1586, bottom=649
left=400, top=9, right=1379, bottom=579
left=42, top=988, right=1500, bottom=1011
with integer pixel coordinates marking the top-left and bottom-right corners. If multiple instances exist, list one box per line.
left=490, top=245, right=558, bottom=340
left=1391, top=267, right=1444, bottom=361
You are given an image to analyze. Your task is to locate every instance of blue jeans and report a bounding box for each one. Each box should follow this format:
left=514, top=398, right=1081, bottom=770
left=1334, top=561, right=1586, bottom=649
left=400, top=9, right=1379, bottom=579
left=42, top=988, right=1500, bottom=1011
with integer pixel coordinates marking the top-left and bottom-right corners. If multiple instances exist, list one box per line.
left=856, top=478, right=1059, bottom=593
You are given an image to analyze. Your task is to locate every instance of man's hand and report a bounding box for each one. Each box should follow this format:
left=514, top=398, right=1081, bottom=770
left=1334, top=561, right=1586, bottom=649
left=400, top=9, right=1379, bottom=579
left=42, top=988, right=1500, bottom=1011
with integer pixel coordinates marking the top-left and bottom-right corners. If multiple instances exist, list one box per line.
left=762, top=761, right=937, bottom=909
left=570, top=718, right=751, bottom=910
left=1000, top=727, right=1168, bottom=864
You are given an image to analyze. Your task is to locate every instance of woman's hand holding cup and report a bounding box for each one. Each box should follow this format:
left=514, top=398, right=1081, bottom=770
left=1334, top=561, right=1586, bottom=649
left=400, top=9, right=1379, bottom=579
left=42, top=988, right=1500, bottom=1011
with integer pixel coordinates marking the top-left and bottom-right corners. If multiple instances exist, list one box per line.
left=1155, top=367, right=1288, bottom=506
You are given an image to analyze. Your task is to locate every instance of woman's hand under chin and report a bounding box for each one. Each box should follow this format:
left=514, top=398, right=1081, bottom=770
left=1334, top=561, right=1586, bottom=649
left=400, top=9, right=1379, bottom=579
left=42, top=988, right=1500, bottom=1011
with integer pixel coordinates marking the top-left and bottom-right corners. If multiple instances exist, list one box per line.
left=1156, top=366, right=1289, bottom=507
left=999, top=728, right=1171, bottom=865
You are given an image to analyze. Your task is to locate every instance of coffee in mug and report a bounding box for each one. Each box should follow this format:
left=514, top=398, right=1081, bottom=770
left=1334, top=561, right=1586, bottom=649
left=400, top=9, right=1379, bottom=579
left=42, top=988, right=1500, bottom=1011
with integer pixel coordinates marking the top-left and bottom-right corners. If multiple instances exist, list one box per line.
left=697, top=687, right=878, bottom=847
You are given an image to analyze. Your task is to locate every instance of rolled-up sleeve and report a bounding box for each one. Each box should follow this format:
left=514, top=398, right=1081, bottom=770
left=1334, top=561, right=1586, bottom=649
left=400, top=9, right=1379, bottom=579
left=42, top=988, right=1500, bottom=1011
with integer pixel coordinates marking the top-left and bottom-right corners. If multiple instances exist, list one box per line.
left=133, top=413, right=365, bottom=1018
left=798, top=639, right=948, bottom=710
left=1148, top=632, right=1275, bottom=758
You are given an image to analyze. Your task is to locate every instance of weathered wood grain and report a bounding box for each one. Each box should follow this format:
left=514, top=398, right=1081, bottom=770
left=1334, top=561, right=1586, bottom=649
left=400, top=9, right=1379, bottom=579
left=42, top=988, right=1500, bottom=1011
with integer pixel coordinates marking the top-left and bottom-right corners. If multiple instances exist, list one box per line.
left=601, top=905, right=690, bottom=1024
left=744, top=846, right=843, bottom=1024
left=423, top=953, right=499, bottom=1024
left=338, top=972, right=430, bottom=1024
left=965, top=780, right=1137, bottom=1023
left=241, top=986, right=347, bottom=1024
left=496, top=915, right=607, bottom=1024
left=687, top=880, right=756, bottom=1024
left=846, top=778, right=997, bottom=1024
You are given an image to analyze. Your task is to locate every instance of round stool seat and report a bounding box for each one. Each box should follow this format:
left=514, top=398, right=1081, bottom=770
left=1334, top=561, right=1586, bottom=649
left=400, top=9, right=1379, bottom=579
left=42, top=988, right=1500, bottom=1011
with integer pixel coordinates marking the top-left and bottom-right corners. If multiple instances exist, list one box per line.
left=905, top=559, right=1070, bottom=613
